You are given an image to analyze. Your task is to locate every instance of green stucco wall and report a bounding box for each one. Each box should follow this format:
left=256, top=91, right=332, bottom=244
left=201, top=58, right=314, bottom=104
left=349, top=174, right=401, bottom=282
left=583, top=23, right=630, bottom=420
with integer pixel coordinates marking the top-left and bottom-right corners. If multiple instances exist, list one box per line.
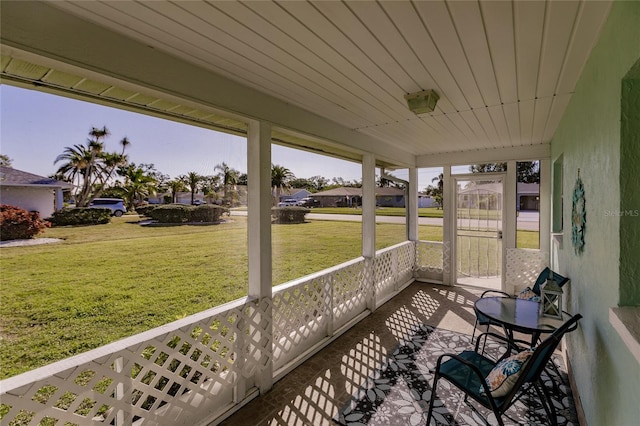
left=620, top=59, right=640, bottom=306
left=551, top=2, right=640, bottom=425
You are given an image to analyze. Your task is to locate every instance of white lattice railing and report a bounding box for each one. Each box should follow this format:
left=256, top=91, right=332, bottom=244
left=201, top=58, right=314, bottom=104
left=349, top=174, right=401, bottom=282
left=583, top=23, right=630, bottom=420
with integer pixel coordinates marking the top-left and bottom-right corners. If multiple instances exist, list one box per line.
left=272, top=241, right=416, bottom=375
left=0, top=297, right=270, bottom=426
left=414, top=240, right=449, bottom=282
left=374, top=242, right=415, bottom=304
left=505, top=248, right=548, bottom=295
left=271, top=257, right=367, bottom=373
left=0, top=243, right=417, bottom=426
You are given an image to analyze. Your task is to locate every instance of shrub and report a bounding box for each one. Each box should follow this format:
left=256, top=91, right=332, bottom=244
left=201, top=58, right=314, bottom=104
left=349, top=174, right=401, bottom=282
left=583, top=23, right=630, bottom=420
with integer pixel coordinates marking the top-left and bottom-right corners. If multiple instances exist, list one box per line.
left=0, top=205, right=51, bottom=240
left=135, top=205, right=157, bottom=217
left=147, top=204, right=227, bottom=224
left=271, top=207, right=309, bottom=224
left=190, top=204, right=226, bottom=223
left=48, top=208, right=112, bottom=226
left=147, top=204, right=192, bottom=223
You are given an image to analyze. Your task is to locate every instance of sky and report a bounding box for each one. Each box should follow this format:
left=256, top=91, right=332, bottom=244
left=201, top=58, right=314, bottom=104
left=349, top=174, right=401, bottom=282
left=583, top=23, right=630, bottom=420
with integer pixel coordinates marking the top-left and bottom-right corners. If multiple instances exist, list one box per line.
left=0, top=85, right=440, bottom=188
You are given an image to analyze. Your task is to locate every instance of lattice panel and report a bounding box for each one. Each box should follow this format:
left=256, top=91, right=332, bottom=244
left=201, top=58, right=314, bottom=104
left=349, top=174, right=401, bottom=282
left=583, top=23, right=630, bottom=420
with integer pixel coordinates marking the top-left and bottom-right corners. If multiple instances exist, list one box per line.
left=415, top=241, right=444, bottom=273
left=0, top=299, right=268, bottom=426
left=272, top=277, right=331, bottom=370
left=443, top=241, right=451, bottom=273
left=374, top=249, right=395, bottom=298
left=506, top=248, right=548, bottom=294
left=375, top=243, right=415, bottom=300
left=332, top=259, right=368, bottom=330
left=395, top=242, right=415, bottom=283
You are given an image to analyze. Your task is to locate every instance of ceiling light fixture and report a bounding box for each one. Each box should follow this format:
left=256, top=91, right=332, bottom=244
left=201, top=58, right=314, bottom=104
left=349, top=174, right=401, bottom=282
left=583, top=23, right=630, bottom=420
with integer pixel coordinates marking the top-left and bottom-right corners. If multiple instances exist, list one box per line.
left=404, top=90, right=439, bottom=114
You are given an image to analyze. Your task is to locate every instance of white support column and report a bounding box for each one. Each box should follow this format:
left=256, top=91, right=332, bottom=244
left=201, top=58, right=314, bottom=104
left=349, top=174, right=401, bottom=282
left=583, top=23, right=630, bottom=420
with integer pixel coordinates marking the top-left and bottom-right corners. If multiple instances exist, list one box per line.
left=539, top=159, right=551, bottom=258
left=504, top=161, right=517, bottom=249
left=504, top=161, right=517, bottom=294
left=362, top=154, right=376, bottom=310
left=362, top=154, right=376, bottom=258
left=407, top=168, right=418, bottom=241
left=442, top=166, right=453, bottom=285
left=247, top=120, right=273, bottom=392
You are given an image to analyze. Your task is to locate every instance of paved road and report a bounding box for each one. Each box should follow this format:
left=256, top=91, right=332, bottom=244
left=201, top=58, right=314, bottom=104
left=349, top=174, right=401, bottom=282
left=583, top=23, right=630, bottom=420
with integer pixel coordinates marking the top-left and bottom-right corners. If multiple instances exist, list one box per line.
left=230, top=210, right=539, bottom=231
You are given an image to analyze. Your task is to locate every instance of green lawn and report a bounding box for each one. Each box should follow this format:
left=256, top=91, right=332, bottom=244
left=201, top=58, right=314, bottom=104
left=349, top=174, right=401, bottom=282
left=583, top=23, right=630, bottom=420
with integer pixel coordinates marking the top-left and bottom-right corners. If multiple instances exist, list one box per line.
left=0, top=214, right=537, bottom=378
left=312, top=206, right=445, bottom=217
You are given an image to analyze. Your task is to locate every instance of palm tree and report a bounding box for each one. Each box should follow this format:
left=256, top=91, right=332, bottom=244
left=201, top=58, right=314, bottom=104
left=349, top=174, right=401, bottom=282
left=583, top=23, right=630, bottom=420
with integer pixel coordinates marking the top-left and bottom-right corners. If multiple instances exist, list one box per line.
left=54, top=126, right=129, bottom=206
left=167, top=179, right=186, bottom=203
left=271, top=164, right=294, bottom=205
left=119, top=136, right=131, bottom=155
left=54, top=143, right=90, bottom=189
left=215, top=162, right=240, bottom=206
left=428, top=173, right=444, bottom=209
left=117, top=163, right=158, bottom=207
left=93, top=151, right=127, bottom=198
left=201, top=175, right=222, bottom=204
left=180, top=172, right=203, bottom=205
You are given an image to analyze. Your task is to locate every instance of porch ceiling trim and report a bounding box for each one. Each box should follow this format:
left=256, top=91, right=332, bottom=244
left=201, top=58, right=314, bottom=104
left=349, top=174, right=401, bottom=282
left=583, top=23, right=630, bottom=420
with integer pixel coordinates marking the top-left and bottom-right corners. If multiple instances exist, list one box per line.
left=0, top=0, right=415, bottom=169
left=417, top=143, right=551, bottom=167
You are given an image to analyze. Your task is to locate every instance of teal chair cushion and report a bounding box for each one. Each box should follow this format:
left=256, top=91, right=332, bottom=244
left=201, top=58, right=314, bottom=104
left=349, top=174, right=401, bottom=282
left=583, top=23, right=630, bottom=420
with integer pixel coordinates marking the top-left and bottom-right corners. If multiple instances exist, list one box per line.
left=532, top=267, right=569, bottom=295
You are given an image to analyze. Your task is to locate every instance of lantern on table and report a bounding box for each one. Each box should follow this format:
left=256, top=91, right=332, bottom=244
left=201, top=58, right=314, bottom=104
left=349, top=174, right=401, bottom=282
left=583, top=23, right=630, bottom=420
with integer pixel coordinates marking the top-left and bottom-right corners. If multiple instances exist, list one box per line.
left=539, top=278, right=563, bottom=319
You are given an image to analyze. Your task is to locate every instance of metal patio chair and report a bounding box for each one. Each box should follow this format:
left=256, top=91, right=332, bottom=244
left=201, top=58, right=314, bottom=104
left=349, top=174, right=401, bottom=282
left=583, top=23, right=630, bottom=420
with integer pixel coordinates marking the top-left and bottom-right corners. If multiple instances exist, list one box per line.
left=471, top=289, right=512, bottom=346
left=426, top=313, right=582, bottom=426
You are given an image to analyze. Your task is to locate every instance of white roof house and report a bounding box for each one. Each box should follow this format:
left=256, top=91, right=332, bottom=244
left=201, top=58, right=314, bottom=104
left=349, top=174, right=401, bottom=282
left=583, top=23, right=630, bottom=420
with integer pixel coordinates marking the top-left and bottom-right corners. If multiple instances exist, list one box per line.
left=0, top=165, right=73, bottom=218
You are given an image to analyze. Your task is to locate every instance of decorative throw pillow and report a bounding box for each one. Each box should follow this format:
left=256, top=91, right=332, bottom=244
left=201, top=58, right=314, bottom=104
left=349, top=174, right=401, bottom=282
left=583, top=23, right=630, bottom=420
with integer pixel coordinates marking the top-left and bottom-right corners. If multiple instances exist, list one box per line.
left=481, top=349, right=534, bottom=397
left=517, top=287, right=540, bottom=302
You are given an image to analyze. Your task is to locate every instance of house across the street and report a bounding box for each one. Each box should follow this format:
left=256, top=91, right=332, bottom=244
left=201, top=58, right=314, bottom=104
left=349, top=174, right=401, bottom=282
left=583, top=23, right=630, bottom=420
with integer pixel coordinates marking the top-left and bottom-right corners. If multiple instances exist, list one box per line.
left=312, top=186, right=407, bottom=207
left=278, top=188, right=311, bottom=204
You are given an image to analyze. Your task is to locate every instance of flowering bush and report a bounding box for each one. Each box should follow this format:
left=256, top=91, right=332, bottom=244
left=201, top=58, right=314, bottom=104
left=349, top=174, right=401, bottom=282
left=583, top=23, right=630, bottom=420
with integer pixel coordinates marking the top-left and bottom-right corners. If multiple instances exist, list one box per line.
left=0, top=204, right=51, bottom=241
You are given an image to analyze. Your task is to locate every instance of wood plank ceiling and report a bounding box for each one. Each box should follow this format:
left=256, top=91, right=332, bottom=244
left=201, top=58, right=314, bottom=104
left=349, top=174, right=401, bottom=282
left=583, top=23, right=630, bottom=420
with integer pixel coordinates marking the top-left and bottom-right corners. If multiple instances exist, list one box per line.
left=6, top=0, right=612, bottom=160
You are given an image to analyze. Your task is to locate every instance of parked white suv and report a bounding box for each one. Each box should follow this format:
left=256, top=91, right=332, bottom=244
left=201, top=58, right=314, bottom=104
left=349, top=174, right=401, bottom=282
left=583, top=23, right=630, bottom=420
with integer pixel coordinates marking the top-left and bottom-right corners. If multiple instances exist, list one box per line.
left=89, top=198, right=127, bottom=217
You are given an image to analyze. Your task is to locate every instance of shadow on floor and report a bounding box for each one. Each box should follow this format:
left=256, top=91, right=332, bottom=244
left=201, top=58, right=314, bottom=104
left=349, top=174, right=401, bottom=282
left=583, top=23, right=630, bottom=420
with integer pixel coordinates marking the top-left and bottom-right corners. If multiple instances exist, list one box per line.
left=221, top=283, right=576, bottom=426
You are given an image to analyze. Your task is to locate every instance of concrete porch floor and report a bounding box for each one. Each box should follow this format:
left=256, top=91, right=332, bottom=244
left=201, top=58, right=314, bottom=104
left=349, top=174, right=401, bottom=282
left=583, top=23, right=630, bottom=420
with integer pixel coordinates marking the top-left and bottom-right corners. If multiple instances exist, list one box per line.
left=221, top=282, right=495, bottom=425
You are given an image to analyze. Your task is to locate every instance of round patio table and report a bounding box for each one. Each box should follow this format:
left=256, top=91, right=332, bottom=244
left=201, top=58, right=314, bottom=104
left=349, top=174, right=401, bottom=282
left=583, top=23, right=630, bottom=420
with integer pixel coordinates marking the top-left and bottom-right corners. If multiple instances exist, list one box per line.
left=474, top=296, right=567, bottom=346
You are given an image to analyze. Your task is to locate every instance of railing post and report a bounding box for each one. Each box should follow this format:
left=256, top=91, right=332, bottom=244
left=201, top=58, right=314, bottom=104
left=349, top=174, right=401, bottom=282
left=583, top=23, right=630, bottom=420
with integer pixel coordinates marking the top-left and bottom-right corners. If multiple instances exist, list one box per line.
left=443, top=166, right=453, bottom=285
left=539, top=158, right=551, bottom=258
left=408, top=168, right=418, bottom=242
left=505, top=160, right=517, bottom=293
